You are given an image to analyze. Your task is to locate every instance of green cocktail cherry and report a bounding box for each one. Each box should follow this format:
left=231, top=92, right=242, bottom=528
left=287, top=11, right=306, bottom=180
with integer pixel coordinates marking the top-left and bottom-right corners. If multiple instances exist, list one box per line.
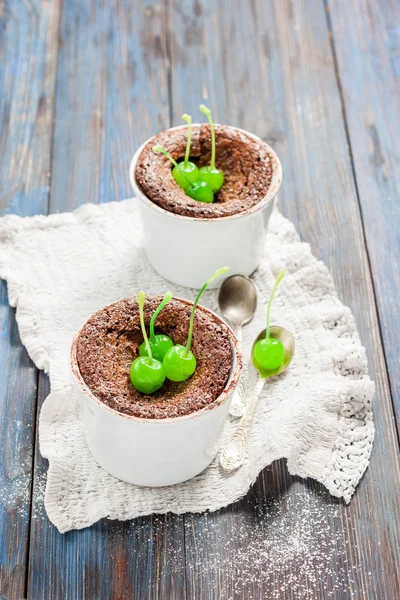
left=139, top=291, right=174, bottom=362
left=171, top=113, right=199, bottom=189
left=130, top=291, right=166, bottom=394
left=252, top=270, right=286, bottom=376
left=198, top=104, right=225, bottom=192
left=152, top=144, right=214, bottom=203
left=163, top=266, right=230, bottom=382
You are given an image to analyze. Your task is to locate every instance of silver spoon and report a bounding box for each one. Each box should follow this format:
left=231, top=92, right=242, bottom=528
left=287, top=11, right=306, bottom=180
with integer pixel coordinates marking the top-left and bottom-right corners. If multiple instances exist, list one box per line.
left=218, top=275, right=258, bottom=417
left=220, top=325, right=295, bottom=473
left=218, top=274, right=257, bottom=344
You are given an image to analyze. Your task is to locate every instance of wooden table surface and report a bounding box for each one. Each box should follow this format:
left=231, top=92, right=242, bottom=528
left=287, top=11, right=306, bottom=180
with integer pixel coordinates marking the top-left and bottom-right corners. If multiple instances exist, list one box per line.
left=1, top=0, right=399, bottom=598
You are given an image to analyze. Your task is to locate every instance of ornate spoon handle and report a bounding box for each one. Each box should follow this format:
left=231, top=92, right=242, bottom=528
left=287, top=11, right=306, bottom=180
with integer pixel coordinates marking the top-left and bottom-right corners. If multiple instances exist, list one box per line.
left=228, top=324, right=248, bottom=417
left=220, top=375, right=265, bottom=472
left=229, top=377, right=250, bottom=418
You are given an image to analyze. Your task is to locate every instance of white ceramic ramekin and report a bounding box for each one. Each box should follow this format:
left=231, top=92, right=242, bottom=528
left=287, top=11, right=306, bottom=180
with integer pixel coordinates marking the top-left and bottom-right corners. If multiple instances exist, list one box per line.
left=129, top=125, right=282, bottom=289
left=70, top=298, right=243, bottom=487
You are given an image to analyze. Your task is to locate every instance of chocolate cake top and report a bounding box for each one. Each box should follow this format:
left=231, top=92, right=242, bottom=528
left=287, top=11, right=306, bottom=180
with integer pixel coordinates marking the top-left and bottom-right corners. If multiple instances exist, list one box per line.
left=135, top=124, right=273, bottom=218
left=74, top=296, right=233, bottom=419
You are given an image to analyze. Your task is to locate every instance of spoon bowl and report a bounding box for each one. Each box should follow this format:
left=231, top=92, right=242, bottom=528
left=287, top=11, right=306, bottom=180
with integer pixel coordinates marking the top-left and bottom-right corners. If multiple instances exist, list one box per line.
left=252, top=325, right=295, bottom=378
left=218, top=274, right=257, bottom=329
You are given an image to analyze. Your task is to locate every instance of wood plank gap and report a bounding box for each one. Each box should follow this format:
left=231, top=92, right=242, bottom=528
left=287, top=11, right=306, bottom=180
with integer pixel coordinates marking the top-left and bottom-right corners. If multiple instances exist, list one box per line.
left=323, top=0, right=400, bottom=447
left=43, top=0, right=64, bottom=217
left=22, top=370, right=40, bottom=600
left=165, top=0, right=174, bottom=128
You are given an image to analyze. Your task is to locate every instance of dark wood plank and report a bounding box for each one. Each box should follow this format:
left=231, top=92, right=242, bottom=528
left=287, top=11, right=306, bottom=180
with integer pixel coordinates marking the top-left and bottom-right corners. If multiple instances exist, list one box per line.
left=167, top=0, right=400, bottom=597
left=0, top=1, right=60, bottom=597
left=27, top=2, right=186, bottom=598
left=326, top=0, right=400, bottom=433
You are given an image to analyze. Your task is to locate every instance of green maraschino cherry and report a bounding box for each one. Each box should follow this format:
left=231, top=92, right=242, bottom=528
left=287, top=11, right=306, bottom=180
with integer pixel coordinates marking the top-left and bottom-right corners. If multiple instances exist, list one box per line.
left=152, top=144, right=214, bottom=203
left=198, top=104, right=224, bottom=192
left=252, top=270, right=286, bottom=377
left=130, top=291, right=166, bottom=394
left=171, top=113, right=199, bottom=189
left=139, top=291, right=174, bottom=361
left=163, top=266, right=230, bottom=382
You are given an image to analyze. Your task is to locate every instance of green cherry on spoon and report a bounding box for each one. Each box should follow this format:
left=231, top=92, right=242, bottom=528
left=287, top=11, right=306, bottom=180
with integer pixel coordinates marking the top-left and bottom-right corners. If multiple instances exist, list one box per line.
left=139, top=291, right=174, bottom=362
left=198, top=104, right=224, bottom=192
left=152, top=145, right=214, bottom=203
left=252, top=270, right=286, bottom=376
left=130, top=291, right=166, bottom=394
left=163, top=266, right=230, bottom=382
left=173, top=113, right=199, bottom=188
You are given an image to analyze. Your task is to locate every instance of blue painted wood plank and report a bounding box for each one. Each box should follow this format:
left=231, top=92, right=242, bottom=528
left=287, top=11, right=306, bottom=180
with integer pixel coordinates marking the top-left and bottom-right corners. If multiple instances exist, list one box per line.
left=0, top=0, right=397, bottom=597
left=168, top=0, right=400, bottom=597
left=49, top=0, right=170, bottom=210
left=0, top=1, right=60, bottom=598
left=27, top=1, right=186, bottom=599
left=327, top=0, right=400, bottom=434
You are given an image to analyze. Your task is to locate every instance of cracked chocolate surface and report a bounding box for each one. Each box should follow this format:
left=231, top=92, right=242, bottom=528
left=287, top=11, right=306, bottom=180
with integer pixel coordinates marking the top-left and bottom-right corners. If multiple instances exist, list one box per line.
left=75, top=296, right=232, bottom=419
left=135, top=124, right=273, bottom=218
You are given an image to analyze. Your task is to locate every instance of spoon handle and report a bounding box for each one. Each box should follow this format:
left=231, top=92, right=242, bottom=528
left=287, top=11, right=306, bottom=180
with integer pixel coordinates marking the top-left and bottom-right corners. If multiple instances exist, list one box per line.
left=229, top=325, right=248, bottom=417
left=231, top=324, right=242, bottom=346
left=220, top=375, right=265, bottom=472
left=229, top=377, right=250, bottom=418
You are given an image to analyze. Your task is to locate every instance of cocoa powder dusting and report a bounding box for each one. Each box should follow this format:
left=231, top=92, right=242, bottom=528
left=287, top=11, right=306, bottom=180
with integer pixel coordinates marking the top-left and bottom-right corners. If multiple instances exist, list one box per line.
left=135, top=125, right=272, bottom=218
left=76, top=297, right=232, bottom=419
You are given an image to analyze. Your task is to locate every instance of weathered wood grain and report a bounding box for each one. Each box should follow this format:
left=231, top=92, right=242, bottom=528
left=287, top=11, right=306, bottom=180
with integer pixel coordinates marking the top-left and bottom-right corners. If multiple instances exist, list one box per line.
left=0, top=1, right=60, bottom=598
left=326, top=0, right=400, bottom=434
left=26, top=1, right=186, bottom=599
left=168, top=0, right=400, bottom=597
left=0, top=0, right=399, bottom=598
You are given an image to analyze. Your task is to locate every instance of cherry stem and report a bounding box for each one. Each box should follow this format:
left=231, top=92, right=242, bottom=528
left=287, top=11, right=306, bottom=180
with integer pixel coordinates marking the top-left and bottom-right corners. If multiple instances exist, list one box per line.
left=266, top=270, right=285, bottom=340
left=182, top=114, right=192, bottom=168
left=152, top=145, right=192, bottom=186
left=200, top=104, right=216, bottom=170
left=138, top=291, right=152, bottom=360
left=150, top=291, right=172, bottom=340
left=185, top=266, right=230, bottom=356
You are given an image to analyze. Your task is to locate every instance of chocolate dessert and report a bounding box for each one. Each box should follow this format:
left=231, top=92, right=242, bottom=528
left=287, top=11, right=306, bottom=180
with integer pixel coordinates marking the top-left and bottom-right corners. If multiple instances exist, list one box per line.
left=75, top=296, right=233, bottom=419
left=135, top=125, right=273, bottom=218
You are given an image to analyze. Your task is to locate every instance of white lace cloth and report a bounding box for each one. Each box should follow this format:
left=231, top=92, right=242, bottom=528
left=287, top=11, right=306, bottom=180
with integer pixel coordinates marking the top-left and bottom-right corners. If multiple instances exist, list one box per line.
left=0, top=199, right=374, bottom=533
